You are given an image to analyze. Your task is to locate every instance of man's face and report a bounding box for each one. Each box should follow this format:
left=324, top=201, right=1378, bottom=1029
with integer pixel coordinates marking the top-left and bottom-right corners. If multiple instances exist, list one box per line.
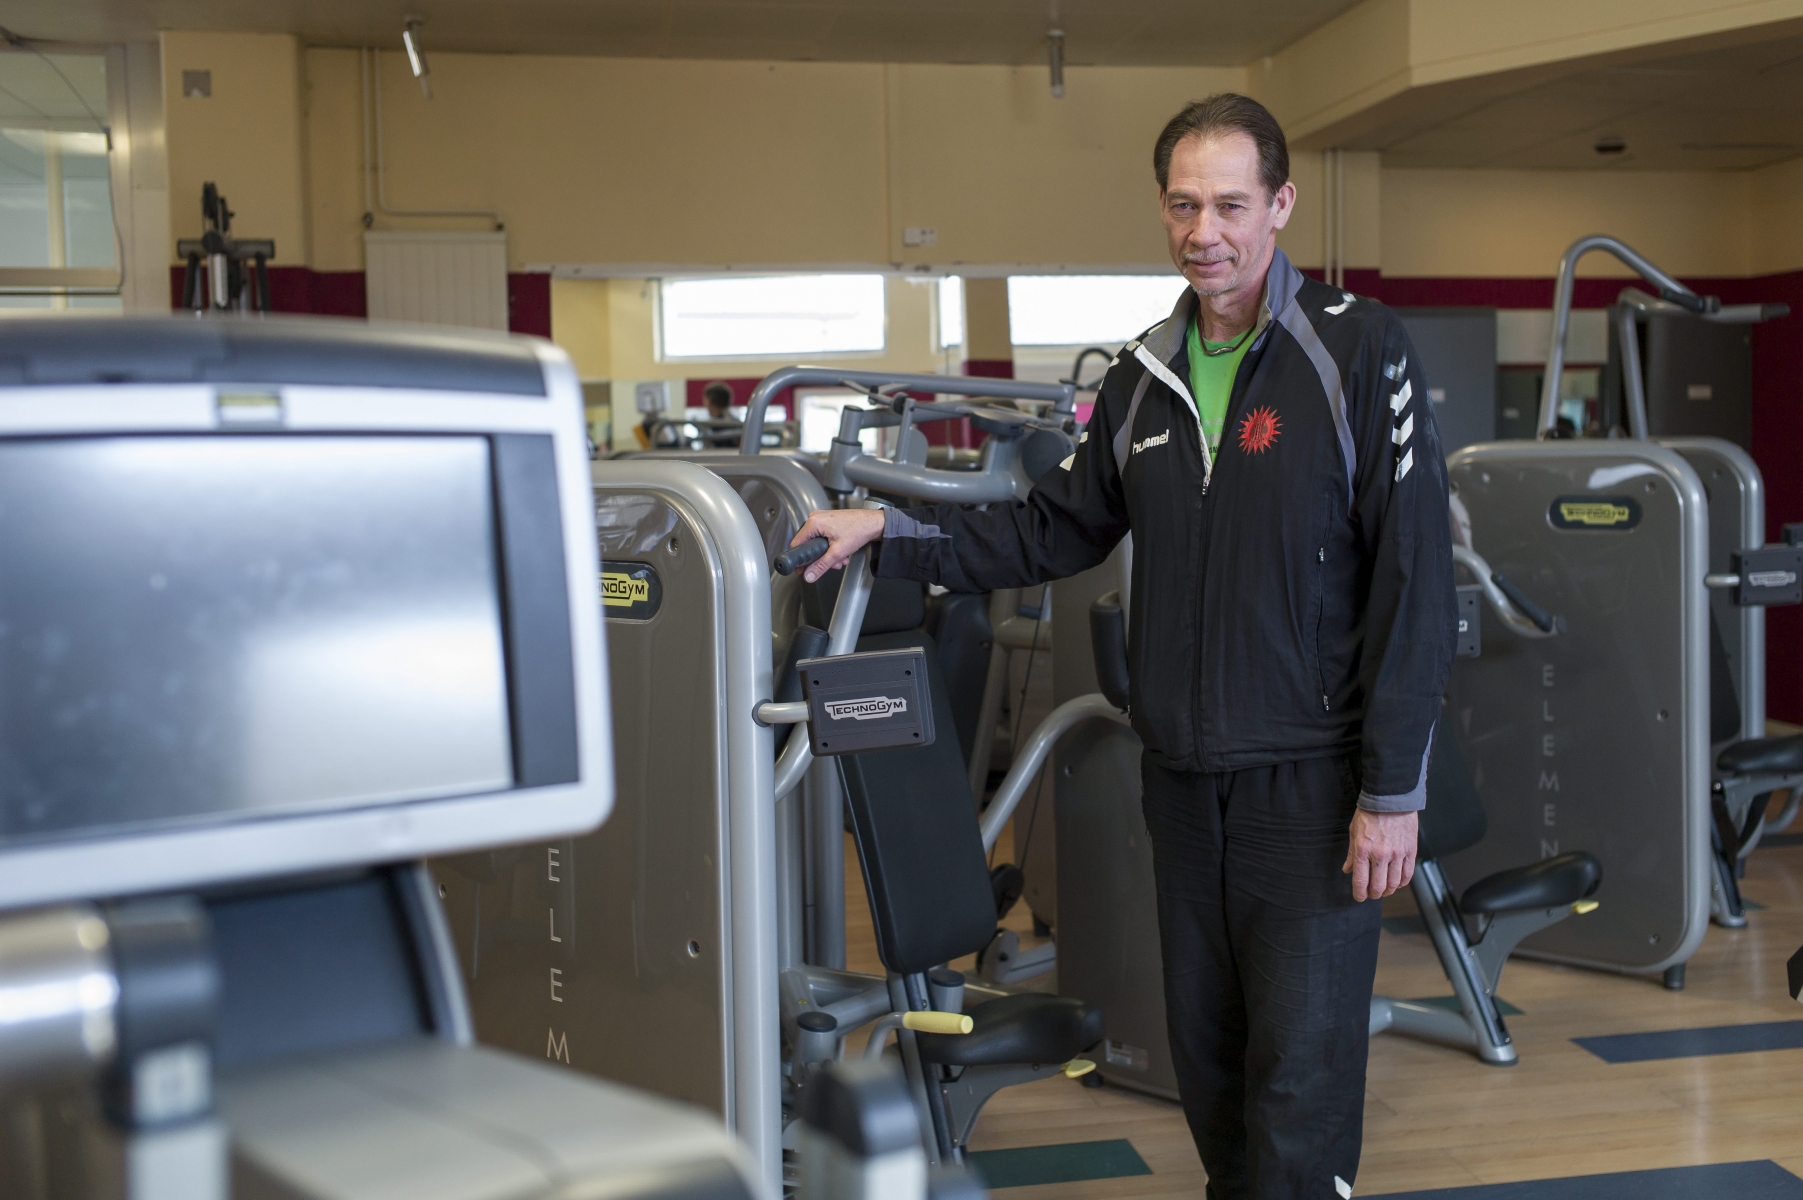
left=1160, top=131, right=1295, bottom=300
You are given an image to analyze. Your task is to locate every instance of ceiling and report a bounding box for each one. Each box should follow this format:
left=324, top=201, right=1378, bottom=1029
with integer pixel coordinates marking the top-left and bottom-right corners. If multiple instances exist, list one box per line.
left=0, top=0, right=1362, bottom=68
left=1348, top=32, right=1803, bottom=172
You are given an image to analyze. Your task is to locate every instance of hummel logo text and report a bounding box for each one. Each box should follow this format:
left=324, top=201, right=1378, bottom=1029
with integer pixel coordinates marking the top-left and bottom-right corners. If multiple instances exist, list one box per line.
left=1132, top=430, right=1170, bottom=455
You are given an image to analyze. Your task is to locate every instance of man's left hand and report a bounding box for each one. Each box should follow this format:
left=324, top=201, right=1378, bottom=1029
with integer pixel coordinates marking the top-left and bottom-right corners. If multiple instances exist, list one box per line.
left=1343, top=810, right=1418, bottom=902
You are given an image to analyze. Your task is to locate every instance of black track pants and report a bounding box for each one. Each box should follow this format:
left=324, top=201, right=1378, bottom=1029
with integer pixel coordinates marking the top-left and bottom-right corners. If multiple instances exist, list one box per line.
left=1140, top=753, right=1382, bottom=1200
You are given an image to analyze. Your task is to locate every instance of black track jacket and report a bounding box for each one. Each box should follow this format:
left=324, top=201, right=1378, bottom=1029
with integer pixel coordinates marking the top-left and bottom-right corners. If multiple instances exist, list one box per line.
left=875, top=249, right=1456, bottom=811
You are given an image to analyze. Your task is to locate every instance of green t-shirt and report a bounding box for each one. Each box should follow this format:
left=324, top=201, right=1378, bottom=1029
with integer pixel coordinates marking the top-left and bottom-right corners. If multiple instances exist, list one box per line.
left=1185, top=317, right=1254, bottom=455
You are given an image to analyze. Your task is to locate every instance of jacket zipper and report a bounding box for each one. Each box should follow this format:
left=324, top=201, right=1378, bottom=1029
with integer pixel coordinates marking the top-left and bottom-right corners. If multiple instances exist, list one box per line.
left=1316, top=545, right=1329, bottom=711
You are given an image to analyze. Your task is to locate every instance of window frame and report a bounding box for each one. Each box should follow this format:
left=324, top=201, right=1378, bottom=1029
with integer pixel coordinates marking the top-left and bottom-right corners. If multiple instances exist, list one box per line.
left=0, top=41, right=127, bottom=303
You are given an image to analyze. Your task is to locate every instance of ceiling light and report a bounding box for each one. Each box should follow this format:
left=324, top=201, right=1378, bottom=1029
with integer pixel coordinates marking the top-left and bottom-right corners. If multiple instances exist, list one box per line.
left=1048, top=28, right=1065, bottom=99
left=402, top=18, right=431, bottom=98
left=1593, top=136, right=1627, bottom=155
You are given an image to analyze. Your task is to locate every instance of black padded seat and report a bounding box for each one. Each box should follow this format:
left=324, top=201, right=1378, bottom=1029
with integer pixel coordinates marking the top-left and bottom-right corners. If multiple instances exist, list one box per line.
left=1717, top=733, right=1803, bottom=777
left=1460, top=852, right=1602, bottom=917
left=914, top=993, right=1103, bottom=1068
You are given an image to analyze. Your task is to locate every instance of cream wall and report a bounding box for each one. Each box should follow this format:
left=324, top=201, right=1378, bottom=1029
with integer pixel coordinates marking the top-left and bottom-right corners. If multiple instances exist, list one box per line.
left=886, top=63, right=1244, bottom=268
left=1751, top=156, right=1803, bottom=276
left=162, top=32, right=308, bottom=263
left=296, top=51, right=1246, bottom=275
left=1379, top=167, right=1753, bottom=278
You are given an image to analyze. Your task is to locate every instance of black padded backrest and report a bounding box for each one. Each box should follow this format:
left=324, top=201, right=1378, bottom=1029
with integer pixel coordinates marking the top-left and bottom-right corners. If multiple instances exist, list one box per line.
left=923, top=591, right=989, bottom=771
left=838, top=630, right=999, bottom=976
left=805, top=573, right=927, bottom=636
left=1419, top=721, right=1487, bottom=862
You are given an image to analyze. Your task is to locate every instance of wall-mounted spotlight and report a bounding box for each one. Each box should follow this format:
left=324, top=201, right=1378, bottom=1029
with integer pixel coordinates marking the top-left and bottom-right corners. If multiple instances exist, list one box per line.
left=1048, top=28, right=1065, bottom=99
left=402, top=17, right=431, bottom=98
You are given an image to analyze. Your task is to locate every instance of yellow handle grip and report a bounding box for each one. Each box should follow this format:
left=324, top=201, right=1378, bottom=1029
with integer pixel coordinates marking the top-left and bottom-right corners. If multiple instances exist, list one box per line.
left=1572, top=899, right=1600, bottom=915
left=903, top=1011, right=974, bottom=1035
left=1063, top=1058, right=1096, bottom=1079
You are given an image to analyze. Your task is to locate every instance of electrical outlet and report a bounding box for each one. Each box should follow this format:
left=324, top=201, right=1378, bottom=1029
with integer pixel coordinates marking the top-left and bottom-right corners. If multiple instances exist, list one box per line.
left=903, top=227, right=937, bottom=248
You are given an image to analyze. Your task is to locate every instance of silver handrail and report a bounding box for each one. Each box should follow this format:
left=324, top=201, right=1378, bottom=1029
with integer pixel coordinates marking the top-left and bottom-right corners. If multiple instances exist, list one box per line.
left=1538, top=235, right=1709, bottom=436
left=739, top=366, right=1077, bottom=455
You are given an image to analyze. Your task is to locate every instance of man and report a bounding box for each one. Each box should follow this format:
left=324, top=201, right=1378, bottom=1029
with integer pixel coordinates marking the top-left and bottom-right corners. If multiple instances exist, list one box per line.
left=790, top=93, right=1454, bottom=1197
left=699, top=380, right=744, bottom=448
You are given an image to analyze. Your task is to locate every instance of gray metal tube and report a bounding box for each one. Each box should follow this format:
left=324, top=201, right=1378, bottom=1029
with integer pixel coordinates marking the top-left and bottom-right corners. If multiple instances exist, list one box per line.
left=980, top=694, right=1130, bottom=854
left=772, top=546, right=875, bottom=800
left=740, top=367, right=1077, bottom=455
left=967, top=590, right=1018, bottom=802
left=0, top=904, right=118, bottom=1089
left=755, top=701, right=809, bottom=726
left=807, top=757, right=847, bottom=969
left=776, top=792, right=804, bottom=971
left=1540, top=235, right=1698, bottom=434
left=1615, top=304, right=1649, bottom=439
left=843, top=454, right=1020, bottom=504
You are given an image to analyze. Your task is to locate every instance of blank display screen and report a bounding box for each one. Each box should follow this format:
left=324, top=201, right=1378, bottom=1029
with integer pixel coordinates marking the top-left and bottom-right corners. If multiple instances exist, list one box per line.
left=0, top=436, right=514, bottom=847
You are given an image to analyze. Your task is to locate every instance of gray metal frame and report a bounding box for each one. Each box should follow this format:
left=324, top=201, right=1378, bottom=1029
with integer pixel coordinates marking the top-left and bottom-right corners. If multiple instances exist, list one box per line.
left=593, top=460, right=783, bottom=1188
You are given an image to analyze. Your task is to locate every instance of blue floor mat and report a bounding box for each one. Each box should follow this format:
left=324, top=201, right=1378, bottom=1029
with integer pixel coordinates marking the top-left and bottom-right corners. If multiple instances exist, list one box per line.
left=1368, top=1160, right=1803, bottom=1198
left=1575, top=1019, right=1803, bottom=1064
left=966, top=1139, right=1152, bottom=1188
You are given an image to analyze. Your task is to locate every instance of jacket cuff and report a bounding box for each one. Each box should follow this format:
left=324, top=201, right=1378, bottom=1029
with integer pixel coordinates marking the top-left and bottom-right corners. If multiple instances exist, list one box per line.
left=1357, top=785, right=1425, bottom=814
left=883, top=507, right=949, bottom=540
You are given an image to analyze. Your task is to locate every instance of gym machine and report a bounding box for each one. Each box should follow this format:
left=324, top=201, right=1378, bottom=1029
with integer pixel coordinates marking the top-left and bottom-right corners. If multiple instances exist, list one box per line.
left=439, top=366, right=1127, bottom=1190
left=0, top=316, right=766, bottom=1200
left=1443, top=234, right=1802, bottom=989
left=177, top=183, right=275, bottom=315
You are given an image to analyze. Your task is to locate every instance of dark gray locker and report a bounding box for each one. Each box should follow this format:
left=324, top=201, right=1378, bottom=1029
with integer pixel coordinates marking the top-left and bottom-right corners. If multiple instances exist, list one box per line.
left=1397, top=307, right=1499, bottom=456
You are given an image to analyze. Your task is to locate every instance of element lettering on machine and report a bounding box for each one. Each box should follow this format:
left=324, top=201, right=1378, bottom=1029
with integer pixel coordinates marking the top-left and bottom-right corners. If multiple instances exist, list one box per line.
left=823, top=696, right=909, bottom=721
left=599, top=560, right=663, bottom=620
left=1548, top=495, right=1643, bottom=531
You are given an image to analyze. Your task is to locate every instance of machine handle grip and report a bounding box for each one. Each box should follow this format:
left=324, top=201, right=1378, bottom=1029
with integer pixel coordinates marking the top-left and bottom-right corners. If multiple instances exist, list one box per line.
left=1492, top=572, right=1557, bottom=633
left=902, top=1011, right=973, bottom=1035
left=775, top=537, right=830, bottom=577
left=1659, top=287, right=1719, bottom=315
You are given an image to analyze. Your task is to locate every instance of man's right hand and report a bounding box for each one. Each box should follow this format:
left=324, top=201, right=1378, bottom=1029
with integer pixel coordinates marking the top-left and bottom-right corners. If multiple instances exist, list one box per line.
left=790, top=508, right=886, bottom=583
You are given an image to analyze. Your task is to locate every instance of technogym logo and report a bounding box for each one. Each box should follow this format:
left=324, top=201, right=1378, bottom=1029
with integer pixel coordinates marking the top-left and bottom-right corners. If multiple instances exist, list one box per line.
left=601, top=572, right=651, bottom=607
left=823, top=696, right=909, bottom=721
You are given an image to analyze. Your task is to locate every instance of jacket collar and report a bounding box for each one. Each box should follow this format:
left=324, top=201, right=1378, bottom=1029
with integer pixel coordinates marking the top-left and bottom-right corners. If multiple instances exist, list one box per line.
left=1138, top=246, right=1303, bottom=366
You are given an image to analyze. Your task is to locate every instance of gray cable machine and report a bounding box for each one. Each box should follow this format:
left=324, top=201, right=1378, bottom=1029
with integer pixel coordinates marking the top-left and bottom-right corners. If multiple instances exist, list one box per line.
left=443, top=366, right=1125, bottom=1192
left=1444, top=235, right=1802, bottom=988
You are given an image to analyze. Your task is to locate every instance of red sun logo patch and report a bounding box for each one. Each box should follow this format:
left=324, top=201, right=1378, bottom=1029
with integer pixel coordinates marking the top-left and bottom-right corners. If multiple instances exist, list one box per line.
left=1237, top=406, right=1282, bottom=454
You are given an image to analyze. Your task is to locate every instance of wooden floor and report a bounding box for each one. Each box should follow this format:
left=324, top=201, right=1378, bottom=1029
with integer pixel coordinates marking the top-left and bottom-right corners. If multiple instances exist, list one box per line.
left=843, top=828, right=1803, bottom=1196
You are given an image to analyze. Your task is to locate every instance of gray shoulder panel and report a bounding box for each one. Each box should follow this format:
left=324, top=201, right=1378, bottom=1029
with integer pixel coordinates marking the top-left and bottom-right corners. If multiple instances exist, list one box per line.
left=1274, top=299, right=1357, bottom=508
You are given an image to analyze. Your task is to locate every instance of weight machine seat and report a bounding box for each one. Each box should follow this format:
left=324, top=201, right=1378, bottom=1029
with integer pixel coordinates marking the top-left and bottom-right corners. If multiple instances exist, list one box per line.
left=914, top=993, right=1104, bottom=1068
left=1717, top=733, right=1803, bottom=777
left=1459, top=852, right=1602, bottom=917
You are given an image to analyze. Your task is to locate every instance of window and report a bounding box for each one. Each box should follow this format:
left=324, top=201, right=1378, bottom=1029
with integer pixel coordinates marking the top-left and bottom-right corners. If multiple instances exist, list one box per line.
left=794, top=388, right=886, bottom=456
left=659, top=274, right=885, bottom=360
left=0, top=50, right=119, bottom=309
left=936, top=276, right=964, bottom=349
left=1006, top=275, right=1187, bottom=346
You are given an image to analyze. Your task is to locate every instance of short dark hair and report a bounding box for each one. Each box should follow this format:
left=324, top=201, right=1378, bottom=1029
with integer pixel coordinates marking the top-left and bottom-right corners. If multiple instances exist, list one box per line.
left=1153, top=93, right=1289, bottom=200
left=702, top=381, right=733, bottom=409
